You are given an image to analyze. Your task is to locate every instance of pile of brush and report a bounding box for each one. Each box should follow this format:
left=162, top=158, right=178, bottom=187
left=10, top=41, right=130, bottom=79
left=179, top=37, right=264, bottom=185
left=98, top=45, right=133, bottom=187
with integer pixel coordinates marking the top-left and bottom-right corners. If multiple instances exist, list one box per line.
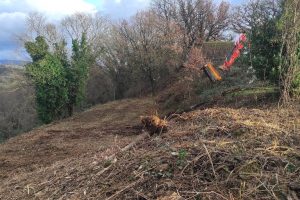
left=140, top=115, right=168, bottom=135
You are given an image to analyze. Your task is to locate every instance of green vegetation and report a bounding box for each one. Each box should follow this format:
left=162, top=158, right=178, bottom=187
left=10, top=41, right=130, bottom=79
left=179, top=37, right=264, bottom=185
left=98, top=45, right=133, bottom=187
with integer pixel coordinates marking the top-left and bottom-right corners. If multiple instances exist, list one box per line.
left=249, top=19, right=282, bottom=82
left=177, top=149, right=188, bottom=167
left=238, top=0, right=299, bottom=102
left=67, top=34, right=93, bottom=115
left=292, top=72, right=300, bottom=96
left=25, top=37, right=69, bottom=123
left=240, top=1, right=282, bottom=83
left=279, top=0, right=300, bottom=101
left=25, top=34, right=93, bottom=123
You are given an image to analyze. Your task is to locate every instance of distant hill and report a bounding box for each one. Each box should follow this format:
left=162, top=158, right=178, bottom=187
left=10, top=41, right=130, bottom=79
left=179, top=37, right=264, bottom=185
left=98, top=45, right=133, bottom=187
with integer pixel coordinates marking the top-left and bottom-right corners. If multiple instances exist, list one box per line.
left=0, top=60, right=29, bottom=66
left=0, top=64, right=24, bottom=70
left=0, top=65, right=26, bottom=91
left=0, top=64, right=36, bottom=143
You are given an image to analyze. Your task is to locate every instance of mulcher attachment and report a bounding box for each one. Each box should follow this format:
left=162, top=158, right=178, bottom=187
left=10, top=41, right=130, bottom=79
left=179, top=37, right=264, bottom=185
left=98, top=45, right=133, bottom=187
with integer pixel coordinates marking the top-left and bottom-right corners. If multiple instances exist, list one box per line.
left=203, top=63, right=222, bottom=82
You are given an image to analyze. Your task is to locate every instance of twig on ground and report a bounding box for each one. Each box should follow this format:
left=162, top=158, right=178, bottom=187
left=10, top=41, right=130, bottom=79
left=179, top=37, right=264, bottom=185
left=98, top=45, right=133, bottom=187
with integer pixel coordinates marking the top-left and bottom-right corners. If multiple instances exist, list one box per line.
left=182, top=190, right=229, bottom=200
left=203, top=143, right=217, bottom=180
left=105, top=178, right=144, bottom=200
left=181, top=153, right=206, bottom=175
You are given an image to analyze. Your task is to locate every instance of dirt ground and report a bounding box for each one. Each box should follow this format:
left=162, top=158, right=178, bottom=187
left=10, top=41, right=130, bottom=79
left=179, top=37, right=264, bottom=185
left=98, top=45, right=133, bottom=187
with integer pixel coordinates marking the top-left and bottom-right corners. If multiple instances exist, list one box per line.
left=0, top=98, right=300, bottom=200
left=0, top=98, right=155, bottom=184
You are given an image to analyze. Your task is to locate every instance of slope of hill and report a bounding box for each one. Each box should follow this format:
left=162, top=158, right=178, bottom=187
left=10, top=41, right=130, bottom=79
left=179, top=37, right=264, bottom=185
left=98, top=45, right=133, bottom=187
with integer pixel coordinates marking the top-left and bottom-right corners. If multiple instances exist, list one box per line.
left=0, top=67, right=27, bottom=91
left=0, top=66, right=37, bottom=141
left=0, top=97, right=299, bottom=199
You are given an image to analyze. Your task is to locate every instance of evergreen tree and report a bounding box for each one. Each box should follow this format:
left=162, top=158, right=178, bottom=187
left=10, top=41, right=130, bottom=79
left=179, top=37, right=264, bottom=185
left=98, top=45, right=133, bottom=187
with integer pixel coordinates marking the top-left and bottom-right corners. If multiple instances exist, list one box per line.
left=249, top=19, right=282, bottom=82
left=67, top=33, right=93, bottom=115
left=25, top=36, right=68, bottom=123
left=25, top=34, right=94, bottom=123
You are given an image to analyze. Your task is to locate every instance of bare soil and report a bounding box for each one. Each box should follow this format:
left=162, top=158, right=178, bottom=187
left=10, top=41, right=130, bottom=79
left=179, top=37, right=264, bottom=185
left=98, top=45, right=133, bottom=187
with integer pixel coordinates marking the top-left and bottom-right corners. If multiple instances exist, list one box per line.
left=0, top=98, right=299, bottom=200
left=0, top=98, right=155, bottom=189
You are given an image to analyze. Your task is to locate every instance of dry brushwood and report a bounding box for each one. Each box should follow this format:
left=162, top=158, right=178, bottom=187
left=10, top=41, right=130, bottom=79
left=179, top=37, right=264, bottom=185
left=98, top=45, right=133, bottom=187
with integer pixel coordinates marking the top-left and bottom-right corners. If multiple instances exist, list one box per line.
left=140, top=115, right=168, bottom=135
left=1, top=102, right=299, bottom=200
left=185, top=47, right=206, bottom=69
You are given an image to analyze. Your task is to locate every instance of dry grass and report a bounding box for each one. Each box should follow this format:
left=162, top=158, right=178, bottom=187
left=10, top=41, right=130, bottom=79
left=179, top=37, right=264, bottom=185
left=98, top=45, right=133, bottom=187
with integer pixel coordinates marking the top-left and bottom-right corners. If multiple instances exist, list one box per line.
left=0, top=98, right=156, bottom=181
left=0, top=99, right=299, bottom=200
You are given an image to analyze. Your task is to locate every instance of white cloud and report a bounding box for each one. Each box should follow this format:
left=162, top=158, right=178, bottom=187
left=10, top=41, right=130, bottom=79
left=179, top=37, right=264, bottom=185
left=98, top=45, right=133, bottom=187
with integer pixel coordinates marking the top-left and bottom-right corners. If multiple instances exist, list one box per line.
left=26, top=0, right=97, bottom=19
left=0, top=12, right=27, bottom=31
left=0, top=0, right=97, bottom=19
left=0, top=0, right=151, bottom=60
left=0, top=0, right=98, bottom=60
left=0, top=12, right=26, bottom=45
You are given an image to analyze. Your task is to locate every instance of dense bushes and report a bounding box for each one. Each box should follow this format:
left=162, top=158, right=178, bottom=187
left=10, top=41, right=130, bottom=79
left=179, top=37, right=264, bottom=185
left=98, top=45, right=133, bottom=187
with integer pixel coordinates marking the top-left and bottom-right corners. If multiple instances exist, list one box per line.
left=249, top=19, right=282, bottom=83
left=233, top=0, right=283, bottom=83
left=235, top=0, right=300, bottom=101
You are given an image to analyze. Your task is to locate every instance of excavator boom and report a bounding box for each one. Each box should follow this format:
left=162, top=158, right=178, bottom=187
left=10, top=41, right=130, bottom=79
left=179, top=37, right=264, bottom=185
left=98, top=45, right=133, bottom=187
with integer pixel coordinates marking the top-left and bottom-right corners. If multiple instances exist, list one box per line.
left=202, top=33, right=247, bottom=82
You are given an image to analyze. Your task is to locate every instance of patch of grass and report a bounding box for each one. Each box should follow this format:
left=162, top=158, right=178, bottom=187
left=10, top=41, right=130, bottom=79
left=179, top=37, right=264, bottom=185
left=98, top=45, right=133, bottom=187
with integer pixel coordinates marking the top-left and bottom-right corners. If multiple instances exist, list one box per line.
left=177, top=149, right=188, bottom=168
left=232, top=86, right=279, bottom=97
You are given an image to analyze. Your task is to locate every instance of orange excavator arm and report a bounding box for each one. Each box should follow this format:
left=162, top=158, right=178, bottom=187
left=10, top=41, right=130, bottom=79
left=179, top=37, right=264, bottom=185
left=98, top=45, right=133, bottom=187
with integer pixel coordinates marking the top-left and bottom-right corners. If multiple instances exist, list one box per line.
left=202, top=33, right=247, bottom=82
left=203, top=63, right=222, bottom=82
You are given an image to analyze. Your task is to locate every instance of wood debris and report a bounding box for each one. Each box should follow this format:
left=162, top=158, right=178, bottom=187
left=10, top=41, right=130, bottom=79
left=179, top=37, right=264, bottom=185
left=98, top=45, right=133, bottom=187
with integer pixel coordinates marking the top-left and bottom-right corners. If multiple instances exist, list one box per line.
left=140, top=115, right=168, bottom=135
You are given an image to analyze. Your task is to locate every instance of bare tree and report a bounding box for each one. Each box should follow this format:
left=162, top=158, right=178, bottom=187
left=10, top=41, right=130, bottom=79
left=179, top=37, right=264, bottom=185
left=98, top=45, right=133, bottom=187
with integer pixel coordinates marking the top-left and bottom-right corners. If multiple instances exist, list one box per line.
left=118, top=12, right=163, bottom=95
left=152, top=0, right=231, bottom=60
left=205, top=1, right=230, bottom=41
left=61, top=12, right=109, bottom=56
left=151, top=0, right=177, bottom=22
left=100, top=23, right=132, bottom=99
left=231, top=0, right=282, bottom=32
left=25, top=12, right=62, bottom=44
left=101, top=11, right=181, bottom=97
left=26, top=12, right=47, bottom=36
left=18, top=12, right=108, bottom=59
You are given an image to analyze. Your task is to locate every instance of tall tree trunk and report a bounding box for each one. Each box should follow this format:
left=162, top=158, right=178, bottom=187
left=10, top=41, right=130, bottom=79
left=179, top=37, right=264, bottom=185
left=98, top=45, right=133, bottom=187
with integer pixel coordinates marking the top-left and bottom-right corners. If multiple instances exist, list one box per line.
left=67, top=103, right=74, bottom=117
left=279, top=0, right=300, bottom=105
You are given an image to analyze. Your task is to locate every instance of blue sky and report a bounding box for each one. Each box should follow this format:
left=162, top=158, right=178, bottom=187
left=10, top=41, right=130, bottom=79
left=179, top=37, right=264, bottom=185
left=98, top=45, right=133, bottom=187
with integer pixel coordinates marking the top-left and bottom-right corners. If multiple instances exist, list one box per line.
left=0, top=0, right=243, bottom=61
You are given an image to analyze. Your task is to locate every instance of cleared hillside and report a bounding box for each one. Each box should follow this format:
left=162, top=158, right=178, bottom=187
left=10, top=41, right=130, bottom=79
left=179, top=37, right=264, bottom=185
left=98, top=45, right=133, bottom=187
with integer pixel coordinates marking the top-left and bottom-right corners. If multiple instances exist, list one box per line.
left=0, top=97, right=299, bottom=200
left=0, top=98, right=155, bottom=179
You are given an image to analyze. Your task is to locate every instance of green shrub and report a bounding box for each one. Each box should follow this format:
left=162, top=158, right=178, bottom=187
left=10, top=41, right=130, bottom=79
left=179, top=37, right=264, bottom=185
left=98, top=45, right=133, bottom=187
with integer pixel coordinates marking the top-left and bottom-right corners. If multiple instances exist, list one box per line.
left=25, top=34, right=94, bottom=123
left=25, top=37, right=68, bottom=123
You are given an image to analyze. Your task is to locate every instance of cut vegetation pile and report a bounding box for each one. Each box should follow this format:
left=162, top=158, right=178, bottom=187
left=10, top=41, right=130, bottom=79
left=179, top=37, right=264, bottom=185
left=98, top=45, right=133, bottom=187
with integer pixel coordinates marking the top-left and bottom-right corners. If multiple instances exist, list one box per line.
left=0, top=97, right=299, bottom=199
